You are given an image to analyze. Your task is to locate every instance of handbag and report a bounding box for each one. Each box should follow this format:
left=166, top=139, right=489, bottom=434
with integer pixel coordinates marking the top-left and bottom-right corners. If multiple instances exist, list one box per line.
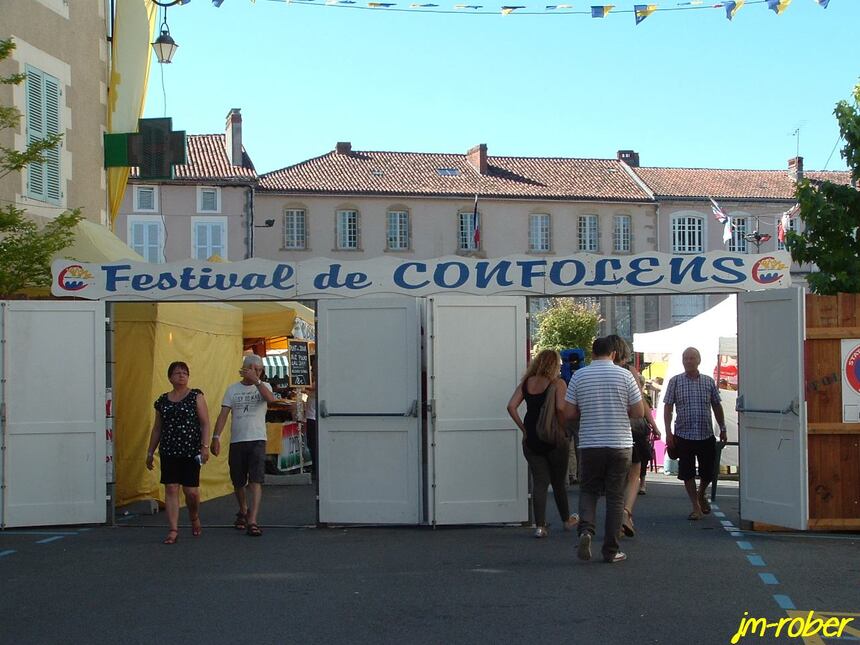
left=536, top=383, right=567, bottom=447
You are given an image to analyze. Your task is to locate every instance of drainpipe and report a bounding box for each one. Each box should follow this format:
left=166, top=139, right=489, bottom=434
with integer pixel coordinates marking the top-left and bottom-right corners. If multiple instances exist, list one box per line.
left=245, top=185, right=254, bottom=259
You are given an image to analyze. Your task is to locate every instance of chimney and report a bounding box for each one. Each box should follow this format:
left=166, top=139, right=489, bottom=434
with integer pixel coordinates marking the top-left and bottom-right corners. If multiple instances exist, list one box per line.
left=336, top=141, right=352, bottom=155
left=466, top=143, right=488, bottom=174
left=617, top=150, right=640, bottom=168
left=225, top=108, right=242, bottom=166
left=788, top=156, right=804, bottom=182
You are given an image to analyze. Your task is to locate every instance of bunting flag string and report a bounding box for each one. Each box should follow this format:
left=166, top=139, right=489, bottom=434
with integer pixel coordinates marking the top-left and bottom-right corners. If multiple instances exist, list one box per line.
left=280, top=0, right=833, bottom=18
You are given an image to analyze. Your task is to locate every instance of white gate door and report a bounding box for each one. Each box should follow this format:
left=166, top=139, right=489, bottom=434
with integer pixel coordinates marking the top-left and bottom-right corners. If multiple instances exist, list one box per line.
left=1, top=301, right=106, bottom=527
left=427, top=296, right=528, bottom=525
left=738, top=287, right=807, bottom=530
left=317, top=298, right=421, bottom=524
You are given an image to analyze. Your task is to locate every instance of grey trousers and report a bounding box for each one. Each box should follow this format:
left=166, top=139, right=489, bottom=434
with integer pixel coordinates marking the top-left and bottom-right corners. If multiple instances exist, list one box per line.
left=578, top=447, right=632, bottom=561
left=523, top=440, right=571, bottom=527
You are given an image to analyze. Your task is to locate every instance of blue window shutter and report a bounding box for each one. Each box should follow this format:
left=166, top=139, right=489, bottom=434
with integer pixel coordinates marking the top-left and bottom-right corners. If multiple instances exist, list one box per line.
left=25, top=66, right=46, bottom=200
left=44, top=73, right=62, bottom=203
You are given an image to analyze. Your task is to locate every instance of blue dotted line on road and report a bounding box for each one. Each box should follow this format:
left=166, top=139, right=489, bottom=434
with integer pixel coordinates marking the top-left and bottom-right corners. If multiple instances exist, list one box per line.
left=0, top=529, right=86, bottom=560
left=712, top=503, right=798, bottom=613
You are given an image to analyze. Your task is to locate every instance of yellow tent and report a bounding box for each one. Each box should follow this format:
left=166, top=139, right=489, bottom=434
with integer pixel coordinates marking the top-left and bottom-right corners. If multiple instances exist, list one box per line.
left=114, top=302, right=242, bottom=507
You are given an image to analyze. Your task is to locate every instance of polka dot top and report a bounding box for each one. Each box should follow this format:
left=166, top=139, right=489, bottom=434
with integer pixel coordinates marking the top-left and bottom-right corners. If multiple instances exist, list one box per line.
left=154, top=388, right=204, bottom=458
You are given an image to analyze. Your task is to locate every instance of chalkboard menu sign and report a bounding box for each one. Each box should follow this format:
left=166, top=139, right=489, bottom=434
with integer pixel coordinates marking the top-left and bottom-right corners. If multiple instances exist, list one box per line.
left=288, top=340, right=311, bottom=387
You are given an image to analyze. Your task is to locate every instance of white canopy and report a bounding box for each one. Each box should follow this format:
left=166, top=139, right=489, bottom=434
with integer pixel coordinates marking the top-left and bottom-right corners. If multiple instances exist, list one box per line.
left=633, top=295, right=739, bottom=467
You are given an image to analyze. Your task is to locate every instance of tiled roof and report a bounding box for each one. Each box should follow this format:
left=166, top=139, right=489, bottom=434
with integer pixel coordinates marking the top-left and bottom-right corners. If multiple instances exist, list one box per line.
left=258, top=150, right=652, bottom=202
left=130, top=134, right=257, bottom=182
left=633, top=167, right=853, bottom=201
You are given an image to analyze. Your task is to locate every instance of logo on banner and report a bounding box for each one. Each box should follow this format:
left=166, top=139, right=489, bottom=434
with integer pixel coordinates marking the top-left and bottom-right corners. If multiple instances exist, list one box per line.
left=56, top=264, right=95, bottom=292
left=750, top=256, right=787, bottom=285
left=844, top=344, right=860, bottom=394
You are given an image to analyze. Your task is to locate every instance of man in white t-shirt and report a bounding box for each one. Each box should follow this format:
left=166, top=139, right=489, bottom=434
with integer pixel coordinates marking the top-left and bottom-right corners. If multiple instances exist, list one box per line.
left=211, top=354, right=275, bottom=537
left=565, top=336, right=643, bottom=564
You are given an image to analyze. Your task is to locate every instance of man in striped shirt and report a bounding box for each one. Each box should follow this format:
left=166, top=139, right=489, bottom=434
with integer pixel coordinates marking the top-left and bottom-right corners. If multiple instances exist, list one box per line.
left=565, top=336, right=643, bottom=564
left=663, top=347, right=727, bottom=520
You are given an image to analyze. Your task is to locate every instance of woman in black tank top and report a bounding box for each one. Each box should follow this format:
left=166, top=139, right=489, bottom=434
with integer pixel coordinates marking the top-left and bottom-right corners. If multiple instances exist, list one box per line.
left=507, top=349, right=579, bottom=538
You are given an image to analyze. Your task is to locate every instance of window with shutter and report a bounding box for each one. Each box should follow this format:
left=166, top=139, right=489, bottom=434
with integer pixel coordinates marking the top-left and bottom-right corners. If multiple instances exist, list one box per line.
left=24, top=66, right=62, bottom=204
left=128, top=217, right=164, bottom=263
left=193, top=219, right=227, bottom=260
left=134, top=186, right=157, bottom=212
left=198, top=187, right=220, bottom=213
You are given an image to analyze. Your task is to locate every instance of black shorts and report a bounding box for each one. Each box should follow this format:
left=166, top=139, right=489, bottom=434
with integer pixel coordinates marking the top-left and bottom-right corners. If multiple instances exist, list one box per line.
left=160, top=455, right=200, bottom=487
left=631, top=433, right=652, bottom=465
left=228, top=440, right=266, bottom=488
left=676, top=436, right=717, bottom=481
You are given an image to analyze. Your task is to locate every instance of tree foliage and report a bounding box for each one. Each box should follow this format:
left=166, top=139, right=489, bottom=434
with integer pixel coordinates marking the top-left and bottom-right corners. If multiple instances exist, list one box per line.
left=786, top=81, right=860, bottom=295
left=533, top=298, right=602, bottom=358
left=0, top=38, right=81, bottom=297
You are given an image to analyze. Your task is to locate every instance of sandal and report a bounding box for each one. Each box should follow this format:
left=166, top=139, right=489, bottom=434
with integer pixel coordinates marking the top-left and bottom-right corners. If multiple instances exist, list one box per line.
left=621, top=508, right=635, bottom=538
left=191, top=516, right=202, bottom=537
left=163, top=529, right=179, bottom=545
left=233, top=512, right=247, bottom=531
left=687, top=510, right=703, bottom=521
left=246, top=523, right=263, bottom=537
left=700, top=498, right=712, bottom=514
left=563, top=514, right=580, bottom=531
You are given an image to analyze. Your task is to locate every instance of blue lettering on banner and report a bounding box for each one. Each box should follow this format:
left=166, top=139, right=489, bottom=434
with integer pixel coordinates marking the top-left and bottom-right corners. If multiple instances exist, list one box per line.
left=585, top=258, right=624, bottom=287
left=626, top=257, right=664, bottom=287
left=516, top=260, right=546, bottom=288
left=103, top=264, right=132, bottom=292
left=131, top=274, right=155, bottom=291
left=669, top=256, right=708, bottom=285
left=475, top=261, right=514, bottom=289
left=393, top=262, right=430, bottom=289
left=103, top=263, right=296, bottom=294
left=434, top=262, right=469, bottom=289
left=549, top=260, right=586, bottom=287
left=711, top=257, right=747, bottom=284
left=313, top=264, right=369, bottom=291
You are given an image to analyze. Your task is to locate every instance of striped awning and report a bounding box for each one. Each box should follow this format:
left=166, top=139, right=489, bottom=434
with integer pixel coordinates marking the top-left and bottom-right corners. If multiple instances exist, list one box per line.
left=262, top=354, right=289, bottom=380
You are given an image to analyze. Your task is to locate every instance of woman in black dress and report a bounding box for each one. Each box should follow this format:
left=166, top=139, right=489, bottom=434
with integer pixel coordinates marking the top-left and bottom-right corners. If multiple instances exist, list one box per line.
left=145, top=361, right=211, bottom=544
left=507, top=349, right=578, bottom=537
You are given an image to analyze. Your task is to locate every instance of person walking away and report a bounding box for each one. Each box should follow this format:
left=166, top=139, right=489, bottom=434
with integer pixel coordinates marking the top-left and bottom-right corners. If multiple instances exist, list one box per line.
left=663, top=347, right=727, bottom=520
left=506, top=349, right=579, bottom=538
left=145, top=361, right=210, bottom=544
left=566, top=337, right=643, bottom=563
left=211, top=354, right=276, bottom=537
left=605, top=335, right=660, bottom=539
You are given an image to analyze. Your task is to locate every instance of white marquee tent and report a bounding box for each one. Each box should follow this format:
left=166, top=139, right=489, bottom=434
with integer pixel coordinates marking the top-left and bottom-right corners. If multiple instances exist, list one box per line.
left=633, top=295, right=739, bottom=467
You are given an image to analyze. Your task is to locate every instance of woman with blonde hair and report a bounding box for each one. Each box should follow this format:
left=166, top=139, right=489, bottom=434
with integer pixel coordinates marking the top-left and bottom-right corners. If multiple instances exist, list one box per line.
left=507, top=349, right=578, bottom=537
left=606, top=334, right=660, bottom=538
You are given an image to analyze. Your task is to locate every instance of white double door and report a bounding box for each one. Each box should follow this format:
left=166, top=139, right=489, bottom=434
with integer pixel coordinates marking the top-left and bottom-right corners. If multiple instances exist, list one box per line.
left=1, top=301, right=106, bottom=527
left=317, top=296, right=528, bottom=525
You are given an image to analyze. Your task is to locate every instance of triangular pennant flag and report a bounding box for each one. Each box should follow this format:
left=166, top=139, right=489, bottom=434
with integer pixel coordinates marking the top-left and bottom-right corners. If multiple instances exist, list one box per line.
left=454, top=3, right=483, bottom=8
left=501, top=5, right=525, bottom=13
left=725, top=0, right=744, bottom=19
left=814, top=0, right=830, bottom=7
left=591, top=4, right=613, bottom=17
left=767, top=0, right=791, bottom=13
left=368, top=2, right=395, bottom=6
left=634, top=4, right=657, bottom=23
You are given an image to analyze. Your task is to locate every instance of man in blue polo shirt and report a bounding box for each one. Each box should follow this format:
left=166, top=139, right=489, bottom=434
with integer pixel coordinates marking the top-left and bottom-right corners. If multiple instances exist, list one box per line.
left=566, top=336, right=643, bottom=564
left=663, top=347, right=727, bottom=520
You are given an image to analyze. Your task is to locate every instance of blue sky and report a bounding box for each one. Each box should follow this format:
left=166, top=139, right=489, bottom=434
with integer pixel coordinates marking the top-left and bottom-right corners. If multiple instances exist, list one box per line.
left=143, top=0, right=859, bottom=175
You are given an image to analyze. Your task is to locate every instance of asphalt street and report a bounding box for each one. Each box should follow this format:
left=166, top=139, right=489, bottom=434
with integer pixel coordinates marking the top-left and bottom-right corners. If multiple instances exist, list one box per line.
left=1, top=475, right=857, bottom=645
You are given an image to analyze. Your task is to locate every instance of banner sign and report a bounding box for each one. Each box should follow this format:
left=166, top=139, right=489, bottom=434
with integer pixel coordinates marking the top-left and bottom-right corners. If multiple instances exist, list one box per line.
left=52, top=252, right=792, bottom=301
left=841, top=339, right=860, bottom=423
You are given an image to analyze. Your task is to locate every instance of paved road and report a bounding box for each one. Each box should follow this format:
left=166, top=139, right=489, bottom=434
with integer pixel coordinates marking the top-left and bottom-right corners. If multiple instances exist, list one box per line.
left=1, top=475, right=857, bottom=645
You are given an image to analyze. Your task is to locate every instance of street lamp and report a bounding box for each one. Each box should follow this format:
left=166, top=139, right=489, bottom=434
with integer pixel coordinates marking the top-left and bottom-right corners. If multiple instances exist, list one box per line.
left=151, top=13, right=178, bottom=64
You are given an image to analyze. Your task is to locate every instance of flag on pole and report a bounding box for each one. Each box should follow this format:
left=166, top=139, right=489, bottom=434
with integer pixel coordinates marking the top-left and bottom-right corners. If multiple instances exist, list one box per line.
left=472, top=194, right=481, bottom=248
left=778, top=204, right=799, bottom=243
left=725, top=0, right=744, bottom=20
left=591, top=5, right=614, bottom=17
left=710, top=197, right=733, bottom=244
left=634, top=4, right=657, bottom=24
left=766, top=0, right=791, bottom=14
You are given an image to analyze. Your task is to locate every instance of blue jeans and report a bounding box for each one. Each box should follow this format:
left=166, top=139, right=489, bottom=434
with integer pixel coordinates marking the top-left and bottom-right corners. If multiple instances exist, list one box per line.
left=578, top=447, right=632, bottom=560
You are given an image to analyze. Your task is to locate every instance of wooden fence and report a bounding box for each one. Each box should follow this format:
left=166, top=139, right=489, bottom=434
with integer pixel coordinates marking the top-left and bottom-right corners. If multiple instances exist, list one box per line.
left=804, top=293, right=860, bottom=530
